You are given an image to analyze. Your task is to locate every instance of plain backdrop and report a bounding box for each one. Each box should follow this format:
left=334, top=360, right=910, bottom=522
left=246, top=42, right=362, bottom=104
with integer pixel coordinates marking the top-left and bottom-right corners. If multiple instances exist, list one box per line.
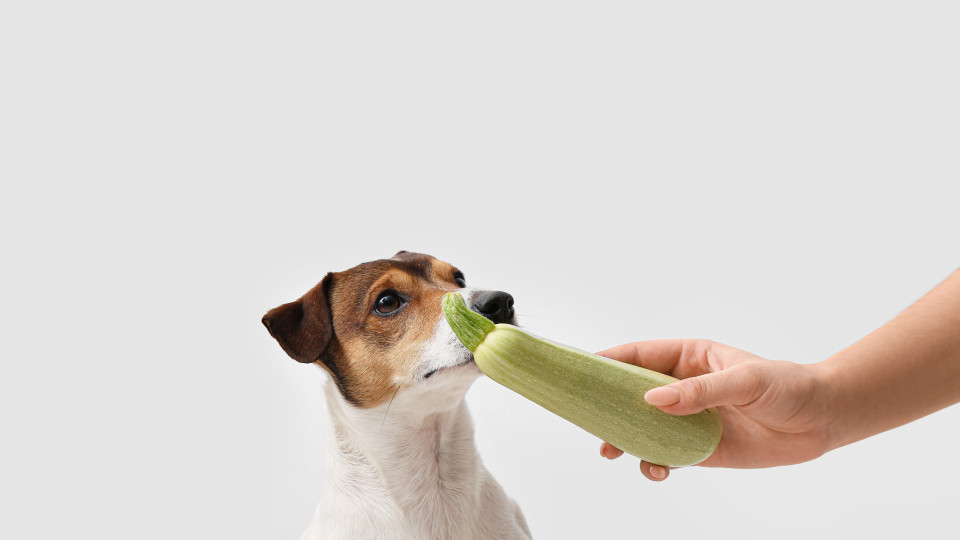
left=2, top=1, right=959, bottom=539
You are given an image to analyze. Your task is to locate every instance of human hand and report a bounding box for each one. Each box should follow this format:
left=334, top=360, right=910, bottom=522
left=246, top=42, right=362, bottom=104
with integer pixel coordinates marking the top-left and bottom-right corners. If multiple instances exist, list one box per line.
left=596, top=340, right=835, bottom=481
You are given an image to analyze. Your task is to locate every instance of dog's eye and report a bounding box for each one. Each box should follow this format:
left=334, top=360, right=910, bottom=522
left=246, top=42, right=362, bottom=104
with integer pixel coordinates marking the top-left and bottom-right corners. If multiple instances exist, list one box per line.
left=454, top=272, right=466, bottom=288
left=374, top=291, right=402, bottom=315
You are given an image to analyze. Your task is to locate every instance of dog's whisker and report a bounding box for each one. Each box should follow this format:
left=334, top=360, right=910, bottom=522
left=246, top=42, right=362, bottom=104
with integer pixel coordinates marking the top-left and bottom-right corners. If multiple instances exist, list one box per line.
left=380, top=383, right=402, bottom=432
left=373, top=381, right=400, bottom=403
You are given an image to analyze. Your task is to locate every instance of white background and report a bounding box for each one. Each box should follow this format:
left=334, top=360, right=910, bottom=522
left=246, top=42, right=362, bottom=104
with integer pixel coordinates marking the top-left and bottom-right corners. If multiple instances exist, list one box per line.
left=2, top=1, right=959, bottom=539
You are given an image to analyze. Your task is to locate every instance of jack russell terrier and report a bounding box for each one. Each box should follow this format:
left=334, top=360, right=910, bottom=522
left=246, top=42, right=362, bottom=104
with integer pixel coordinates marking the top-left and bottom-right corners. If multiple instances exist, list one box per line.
left=263, top=251, right=532, bottom=540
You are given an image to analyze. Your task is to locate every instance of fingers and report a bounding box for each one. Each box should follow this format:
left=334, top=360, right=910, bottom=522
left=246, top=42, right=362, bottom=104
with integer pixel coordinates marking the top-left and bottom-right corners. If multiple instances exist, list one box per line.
left=600, top=442, right=672, bottom=481
left=600, top=442, right=624, bottom=459
left=646, top=363, right=767, bottom=415
left=640, top=461, right=671, bottom=481
left=596, top=340, right=690, bottom=375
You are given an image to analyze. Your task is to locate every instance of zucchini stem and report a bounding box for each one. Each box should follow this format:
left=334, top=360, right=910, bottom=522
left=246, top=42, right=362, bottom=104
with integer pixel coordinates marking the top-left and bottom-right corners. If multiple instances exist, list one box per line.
left=442, top=293, right=495, bottom=352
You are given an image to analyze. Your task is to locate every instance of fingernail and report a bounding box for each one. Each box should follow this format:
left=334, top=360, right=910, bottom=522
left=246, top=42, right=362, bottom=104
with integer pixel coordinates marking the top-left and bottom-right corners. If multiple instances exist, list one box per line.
left=650, top=465, right=667, bottom=479
left=645, top=386, right=681, bottom=406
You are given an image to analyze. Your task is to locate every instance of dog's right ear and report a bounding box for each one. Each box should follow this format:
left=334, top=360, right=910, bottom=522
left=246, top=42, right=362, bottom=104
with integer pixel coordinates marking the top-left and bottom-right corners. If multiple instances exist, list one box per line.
left=262, top=273, right=335, bottom=364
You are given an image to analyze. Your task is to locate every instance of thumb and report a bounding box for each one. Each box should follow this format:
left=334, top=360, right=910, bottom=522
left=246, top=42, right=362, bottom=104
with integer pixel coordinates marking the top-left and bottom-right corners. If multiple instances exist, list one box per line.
left=644, top=364, right=766, bottom=415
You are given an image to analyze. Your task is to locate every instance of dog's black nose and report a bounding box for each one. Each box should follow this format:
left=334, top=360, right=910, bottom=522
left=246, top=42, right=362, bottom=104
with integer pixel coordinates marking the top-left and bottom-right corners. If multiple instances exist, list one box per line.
left=472, top=291, right=515, bottom=324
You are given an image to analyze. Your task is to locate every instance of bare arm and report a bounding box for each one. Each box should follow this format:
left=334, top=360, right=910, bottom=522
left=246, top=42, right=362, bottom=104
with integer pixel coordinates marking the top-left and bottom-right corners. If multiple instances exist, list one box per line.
left=821, top=268, right=960, bottom=451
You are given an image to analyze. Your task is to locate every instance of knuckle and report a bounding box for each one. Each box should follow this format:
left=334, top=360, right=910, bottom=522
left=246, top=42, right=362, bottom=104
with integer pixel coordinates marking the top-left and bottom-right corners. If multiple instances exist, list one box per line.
left=682, top=376, right=710, bottom=406
left=734, top=362, right=770, bottom=403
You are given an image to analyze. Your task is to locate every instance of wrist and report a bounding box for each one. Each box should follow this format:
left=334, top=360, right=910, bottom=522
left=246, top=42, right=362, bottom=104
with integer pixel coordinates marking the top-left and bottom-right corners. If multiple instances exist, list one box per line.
left=812, top=356, right=855, bottom=453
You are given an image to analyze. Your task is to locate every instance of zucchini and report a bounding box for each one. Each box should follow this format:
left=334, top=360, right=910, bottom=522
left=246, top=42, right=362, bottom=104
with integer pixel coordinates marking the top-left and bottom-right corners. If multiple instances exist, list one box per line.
left=443, top=292, right=721, bottom=467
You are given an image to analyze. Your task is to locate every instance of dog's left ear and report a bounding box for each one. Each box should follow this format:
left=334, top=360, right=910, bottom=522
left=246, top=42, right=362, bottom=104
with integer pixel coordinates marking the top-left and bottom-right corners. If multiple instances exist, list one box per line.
left=262, top=273, right=335, bottom=364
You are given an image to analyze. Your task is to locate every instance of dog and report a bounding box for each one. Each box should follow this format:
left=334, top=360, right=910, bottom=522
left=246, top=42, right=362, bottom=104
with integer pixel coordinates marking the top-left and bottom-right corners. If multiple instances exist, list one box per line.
left=263, top=251, right=532, bottom=540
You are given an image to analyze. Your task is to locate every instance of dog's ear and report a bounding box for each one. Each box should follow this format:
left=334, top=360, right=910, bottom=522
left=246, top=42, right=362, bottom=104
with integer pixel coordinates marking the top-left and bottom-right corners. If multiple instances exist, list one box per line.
left=262, top=273, right=335, bottom=364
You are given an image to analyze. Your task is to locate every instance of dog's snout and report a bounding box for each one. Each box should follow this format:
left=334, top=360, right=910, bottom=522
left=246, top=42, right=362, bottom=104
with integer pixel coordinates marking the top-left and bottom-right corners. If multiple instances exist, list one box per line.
left=472, top=291, right=515, bottom=324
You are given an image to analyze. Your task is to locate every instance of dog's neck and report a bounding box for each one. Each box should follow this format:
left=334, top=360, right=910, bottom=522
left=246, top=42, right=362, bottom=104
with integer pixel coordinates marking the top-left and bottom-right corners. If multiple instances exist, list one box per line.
left=321, top=375, right=489, bottom=536
left=326, top=383, right=481, bottom=494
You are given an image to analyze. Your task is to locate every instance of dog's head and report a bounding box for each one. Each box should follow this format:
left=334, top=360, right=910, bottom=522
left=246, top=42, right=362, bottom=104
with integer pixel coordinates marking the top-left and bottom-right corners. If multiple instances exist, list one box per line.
left=262, top=251, right=515, bottom=411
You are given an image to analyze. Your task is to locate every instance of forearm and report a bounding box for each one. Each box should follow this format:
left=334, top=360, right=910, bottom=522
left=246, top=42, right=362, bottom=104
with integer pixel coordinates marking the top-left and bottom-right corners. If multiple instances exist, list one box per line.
left=820, top=269, right=960, bottom=451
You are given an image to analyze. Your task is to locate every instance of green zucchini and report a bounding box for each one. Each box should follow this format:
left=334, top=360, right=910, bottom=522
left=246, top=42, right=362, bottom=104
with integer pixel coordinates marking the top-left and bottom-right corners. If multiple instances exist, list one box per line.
left=443, top=292, right=721, bottom=467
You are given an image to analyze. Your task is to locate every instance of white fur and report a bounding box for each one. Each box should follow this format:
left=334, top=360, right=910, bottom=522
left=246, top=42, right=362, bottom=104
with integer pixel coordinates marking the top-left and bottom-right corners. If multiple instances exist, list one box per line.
left=299, top=289, right=531, bottom=540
